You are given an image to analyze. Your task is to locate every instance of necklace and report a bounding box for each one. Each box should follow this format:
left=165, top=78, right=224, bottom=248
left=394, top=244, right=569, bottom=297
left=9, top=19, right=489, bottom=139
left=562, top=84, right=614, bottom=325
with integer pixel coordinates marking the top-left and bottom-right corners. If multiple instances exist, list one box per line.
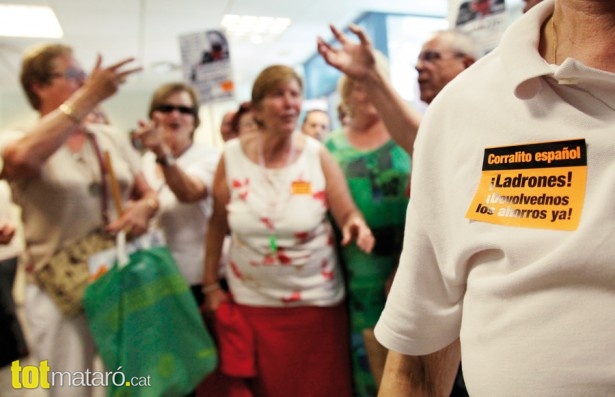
left=258, top=134, right=296, bottom=255
left=65, top=131, right=110, bottom=224
left=67, top=133, right=101, bottom=197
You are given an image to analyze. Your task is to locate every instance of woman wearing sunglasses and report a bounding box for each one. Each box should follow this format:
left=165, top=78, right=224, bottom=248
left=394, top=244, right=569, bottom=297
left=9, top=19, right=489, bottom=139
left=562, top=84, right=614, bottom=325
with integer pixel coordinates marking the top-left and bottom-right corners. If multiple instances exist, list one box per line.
left=135, top=82, right=220, bottom=308
left=0, top=43, right=155, bottom=397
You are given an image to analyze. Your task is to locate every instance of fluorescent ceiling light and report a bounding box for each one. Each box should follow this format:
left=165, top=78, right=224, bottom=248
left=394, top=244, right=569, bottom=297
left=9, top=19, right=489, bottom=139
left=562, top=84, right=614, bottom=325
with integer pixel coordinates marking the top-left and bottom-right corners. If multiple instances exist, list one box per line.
left=0, top=5, right=63, bottom=38
left=222, top=14, right=291, bottom=39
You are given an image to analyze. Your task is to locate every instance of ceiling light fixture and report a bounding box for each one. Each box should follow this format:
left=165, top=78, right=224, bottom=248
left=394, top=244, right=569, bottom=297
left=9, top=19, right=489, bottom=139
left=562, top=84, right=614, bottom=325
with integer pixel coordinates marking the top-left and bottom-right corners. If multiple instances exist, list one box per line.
left=221, top=14, right=291, bottom=40
left=0, top=4, right=63, bottom=38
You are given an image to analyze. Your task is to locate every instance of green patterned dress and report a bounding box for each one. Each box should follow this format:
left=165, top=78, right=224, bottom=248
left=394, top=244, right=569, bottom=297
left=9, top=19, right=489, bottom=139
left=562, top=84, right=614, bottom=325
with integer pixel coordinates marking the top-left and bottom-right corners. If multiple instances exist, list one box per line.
left=325, top=131, right=411, bottom=397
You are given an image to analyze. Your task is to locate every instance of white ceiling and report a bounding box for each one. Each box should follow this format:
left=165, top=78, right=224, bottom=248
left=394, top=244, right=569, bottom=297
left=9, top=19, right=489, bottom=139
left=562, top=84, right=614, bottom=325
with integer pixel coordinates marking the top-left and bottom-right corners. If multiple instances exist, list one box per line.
left=0, top=0, right=448, bottom=100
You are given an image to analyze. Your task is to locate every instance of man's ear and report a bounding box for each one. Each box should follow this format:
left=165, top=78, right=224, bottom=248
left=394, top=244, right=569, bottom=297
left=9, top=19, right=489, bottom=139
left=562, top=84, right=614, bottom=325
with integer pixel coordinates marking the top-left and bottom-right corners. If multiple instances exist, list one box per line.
left=463, top=56, right=476, bottom=69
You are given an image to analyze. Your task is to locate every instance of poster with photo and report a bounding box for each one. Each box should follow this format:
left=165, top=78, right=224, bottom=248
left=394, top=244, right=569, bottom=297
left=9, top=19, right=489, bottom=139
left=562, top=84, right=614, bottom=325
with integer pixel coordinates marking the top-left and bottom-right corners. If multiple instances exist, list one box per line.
left=179, top=30, right=235, bottom=104
left=449, top=0, right=507, bottom=55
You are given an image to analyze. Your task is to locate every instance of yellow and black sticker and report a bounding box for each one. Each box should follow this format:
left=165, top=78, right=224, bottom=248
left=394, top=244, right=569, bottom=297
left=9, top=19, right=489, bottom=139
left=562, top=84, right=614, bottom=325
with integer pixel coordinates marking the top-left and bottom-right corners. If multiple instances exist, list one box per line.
left=466, top=139, right=587, bottom=230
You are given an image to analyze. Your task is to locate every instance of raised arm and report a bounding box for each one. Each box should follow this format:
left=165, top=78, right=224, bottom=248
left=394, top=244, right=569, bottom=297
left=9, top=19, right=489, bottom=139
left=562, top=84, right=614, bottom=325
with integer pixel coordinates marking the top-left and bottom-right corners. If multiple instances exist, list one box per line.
left=317, top=24, right=422, bottom=156
left=378, top=340, right=461, bottom=397
left=135, top=118, right=209, bottom=203
left=1, top=56, right=141, bottom=180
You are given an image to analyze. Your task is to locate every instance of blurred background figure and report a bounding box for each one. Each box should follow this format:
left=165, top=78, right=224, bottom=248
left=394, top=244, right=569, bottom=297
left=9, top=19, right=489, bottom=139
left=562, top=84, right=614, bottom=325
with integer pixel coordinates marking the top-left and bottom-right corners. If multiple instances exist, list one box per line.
left=219, top=110, right=237, bottom=142
left=230, top=101, right=258, bottom=139
left=300, top=109, right=331, bottom=141
left=203, top=64, right=374, bottom=397
left=135, top=82, right=220, bottom=308
left=0, top=181, right=28, bottom=370
left=324, top=51, right=410, bottom=396
left=336, top=103, right=351, bottom=128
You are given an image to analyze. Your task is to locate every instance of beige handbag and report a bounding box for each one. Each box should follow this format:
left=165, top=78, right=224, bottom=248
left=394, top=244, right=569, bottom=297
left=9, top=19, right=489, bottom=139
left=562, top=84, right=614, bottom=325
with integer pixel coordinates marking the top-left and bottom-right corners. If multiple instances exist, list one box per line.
left=34, top=133, right=120, bottom=317
left=35, top=229, right=115, bottom=317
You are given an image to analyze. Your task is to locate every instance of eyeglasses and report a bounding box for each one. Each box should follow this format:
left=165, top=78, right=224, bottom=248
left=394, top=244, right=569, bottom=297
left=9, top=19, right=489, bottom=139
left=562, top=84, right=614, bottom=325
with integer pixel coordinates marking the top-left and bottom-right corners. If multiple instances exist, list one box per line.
left=155, top=104, right=196, bottom=115
left=417, top=50, right=466, bottom=63
left=50, top=68, right=87, bottom=82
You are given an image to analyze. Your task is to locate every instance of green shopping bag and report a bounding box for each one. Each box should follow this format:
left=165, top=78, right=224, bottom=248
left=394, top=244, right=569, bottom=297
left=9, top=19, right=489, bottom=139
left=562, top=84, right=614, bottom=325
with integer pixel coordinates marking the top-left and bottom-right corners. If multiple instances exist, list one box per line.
left=83, top=233, right=217, bottom=397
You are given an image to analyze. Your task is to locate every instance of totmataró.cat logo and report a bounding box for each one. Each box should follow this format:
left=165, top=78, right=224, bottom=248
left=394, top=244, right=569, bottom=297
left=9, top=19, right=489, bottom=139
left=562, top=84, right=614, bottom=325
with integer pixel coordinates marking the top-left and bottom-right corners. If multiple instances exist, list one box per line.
left=11, top=359, right=151, bottom=389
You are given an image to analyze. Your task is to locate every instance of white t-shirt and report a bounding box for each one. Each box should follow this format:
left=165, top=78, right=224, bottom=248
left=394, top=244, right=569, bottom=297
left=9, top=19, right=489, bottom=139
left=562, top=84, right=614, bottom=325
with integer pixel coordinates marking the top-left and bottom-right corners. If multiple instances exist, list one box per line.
left=142, top=143, right=219, bottom=285
left=376, top=0, right=615, bottom=394
left=223, top=136, right=344, bottom=307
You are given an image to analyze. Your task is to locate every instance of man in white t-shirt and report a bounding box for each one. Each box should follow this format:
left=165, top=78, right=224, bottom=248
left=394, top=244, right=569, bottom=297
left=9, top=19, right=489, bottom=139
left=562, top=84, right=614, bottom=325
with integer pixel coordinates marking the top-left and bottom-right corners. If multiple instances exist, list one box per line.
left=322, top=0, right=615, bottom=395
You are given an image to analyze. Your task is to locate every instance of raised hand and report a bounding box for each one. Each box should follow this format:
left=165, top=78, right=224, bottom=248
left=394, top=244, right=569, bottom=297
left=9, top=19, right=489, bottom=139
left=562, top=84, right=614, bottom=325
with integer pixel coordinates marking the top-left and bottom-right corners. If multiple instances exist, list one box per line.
left=81, top=55, right=142, bottom=104
left=133, top=118, right=167, bottom=158
left=317, top=24, right=377, bottom=80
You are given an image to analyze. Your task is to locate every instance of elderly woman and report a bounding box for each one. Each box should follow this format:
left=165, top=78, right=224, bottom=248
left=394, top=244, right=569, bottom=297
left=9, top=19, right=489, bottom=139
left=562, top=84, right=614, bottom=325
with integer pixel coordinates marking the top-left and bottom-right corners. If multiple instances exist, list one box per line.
left=0, top=43, right=156, bottom=397
left=135, top=82, right=219, bottom=306
left=324, top=52, right=411, bottom=396
left=203, top=65, right=374, bottom=397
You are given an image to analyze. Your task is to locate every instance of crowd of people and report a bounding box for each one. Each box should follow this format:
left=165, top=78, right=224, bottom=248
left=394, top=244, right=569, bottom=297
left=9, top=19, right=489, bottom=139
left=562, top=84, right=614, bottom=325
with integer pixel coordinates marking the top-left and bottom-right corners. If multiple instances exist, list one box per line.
left=6, top=0, right=615, bottom=396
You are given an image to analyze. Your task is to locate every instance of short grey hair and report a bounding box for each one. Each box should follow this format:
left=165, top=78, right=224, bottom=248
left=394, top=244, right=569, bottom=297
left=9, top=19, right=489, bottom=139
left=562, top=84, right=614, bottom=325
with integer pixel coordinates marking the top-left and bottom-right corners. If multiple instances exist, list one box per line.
left=433, top=29, right=480, bottom=60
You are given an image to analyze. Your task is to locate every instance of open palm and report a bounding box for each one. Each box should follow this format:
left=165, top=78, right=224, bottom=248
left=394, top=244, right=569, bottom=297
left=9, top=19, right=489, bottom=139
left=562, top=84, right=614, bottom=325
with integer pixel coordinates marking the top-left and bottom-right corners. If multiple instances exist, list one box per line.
left=317, top=24, right=376, bottom=80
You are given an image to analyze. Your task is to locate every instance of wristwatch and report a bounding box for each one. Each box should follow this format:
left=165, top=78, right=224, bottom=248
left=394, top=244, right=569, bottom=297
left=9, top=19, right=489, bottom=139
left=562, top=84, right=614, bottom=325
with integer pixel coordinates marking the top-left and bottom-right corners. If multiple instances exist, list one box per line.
left=155, top=151, right=176, bottom=167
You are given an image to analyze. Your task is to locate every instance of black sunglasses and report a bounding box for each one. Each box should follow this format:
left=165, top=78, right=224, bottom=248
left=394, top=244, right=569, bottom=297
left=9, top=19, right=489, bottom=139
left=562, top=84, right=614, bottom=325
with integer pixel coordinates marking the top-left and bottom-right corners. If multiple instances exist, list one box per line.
left=155, top=104, right=196, bottom=115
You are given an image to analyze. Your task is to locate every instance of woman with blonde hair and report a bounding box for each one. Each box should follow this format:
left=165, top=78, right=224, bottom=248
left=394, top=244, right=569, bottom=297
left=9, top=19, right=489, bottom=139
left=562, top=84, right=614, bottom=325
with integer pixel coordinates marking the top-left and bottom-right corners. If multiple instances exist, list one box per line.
left=324, top=50, right=411, bottom=396
left=203, top=64, right=374, bottom=397
left=135, top=82, right=220, bottom=307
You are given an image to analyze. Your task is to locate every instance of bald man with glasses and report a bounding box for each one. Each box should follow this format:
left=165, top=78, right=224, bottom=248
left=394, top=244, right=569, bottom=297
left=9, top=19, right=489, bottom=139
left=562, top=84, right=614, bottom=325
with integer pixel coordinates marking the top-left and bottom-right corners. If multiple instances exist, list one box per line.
left=415, top=30, right=478, bottom=106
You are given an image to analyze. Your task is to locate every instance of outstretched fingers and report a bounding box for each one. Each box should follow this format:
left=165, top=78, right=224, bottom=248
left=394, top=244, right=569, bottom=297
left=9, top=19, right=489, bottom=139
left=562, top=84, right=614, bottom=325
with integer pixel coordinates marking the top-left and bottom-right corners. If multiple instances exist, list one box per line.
left=90, top=54, right=103, bottom=74
left=348, top=24, right=371, bottom=46
left=329, top=23, right=349, bottom=45
left=316, top=37, right=337, bottom=63
left=109, top=57, right=142, bottom=81
left=108, top=57, right=137, bottom=71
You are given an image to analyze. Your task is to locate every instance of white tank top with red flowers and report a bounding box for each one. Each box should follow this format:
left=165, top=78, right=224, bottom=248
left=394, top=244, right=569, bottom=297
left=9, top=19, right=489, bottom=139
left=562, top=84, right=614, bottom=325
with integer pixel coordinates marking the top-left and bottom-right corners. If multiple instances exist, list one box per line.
left=224, top=135, right=344, bottom=307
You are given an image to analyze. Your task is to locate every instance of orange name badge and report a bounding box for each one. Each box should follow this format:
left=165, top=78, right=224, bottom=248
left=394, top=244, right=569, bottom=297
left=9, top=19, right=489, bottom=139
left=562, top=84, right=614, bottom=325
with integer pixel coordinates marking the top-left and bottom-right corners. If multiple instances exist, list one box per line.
left=291, top=180, right=312, bottom=195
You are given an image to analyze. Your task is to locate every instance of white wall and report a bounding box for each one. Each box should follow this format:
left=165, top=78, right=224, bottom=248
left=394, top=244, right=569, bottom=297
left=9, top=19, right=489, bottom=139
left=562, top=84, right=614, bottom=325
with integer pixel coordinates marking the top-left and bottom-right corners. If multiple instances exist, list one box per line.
left=0, top=89, right=37, bottom=131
